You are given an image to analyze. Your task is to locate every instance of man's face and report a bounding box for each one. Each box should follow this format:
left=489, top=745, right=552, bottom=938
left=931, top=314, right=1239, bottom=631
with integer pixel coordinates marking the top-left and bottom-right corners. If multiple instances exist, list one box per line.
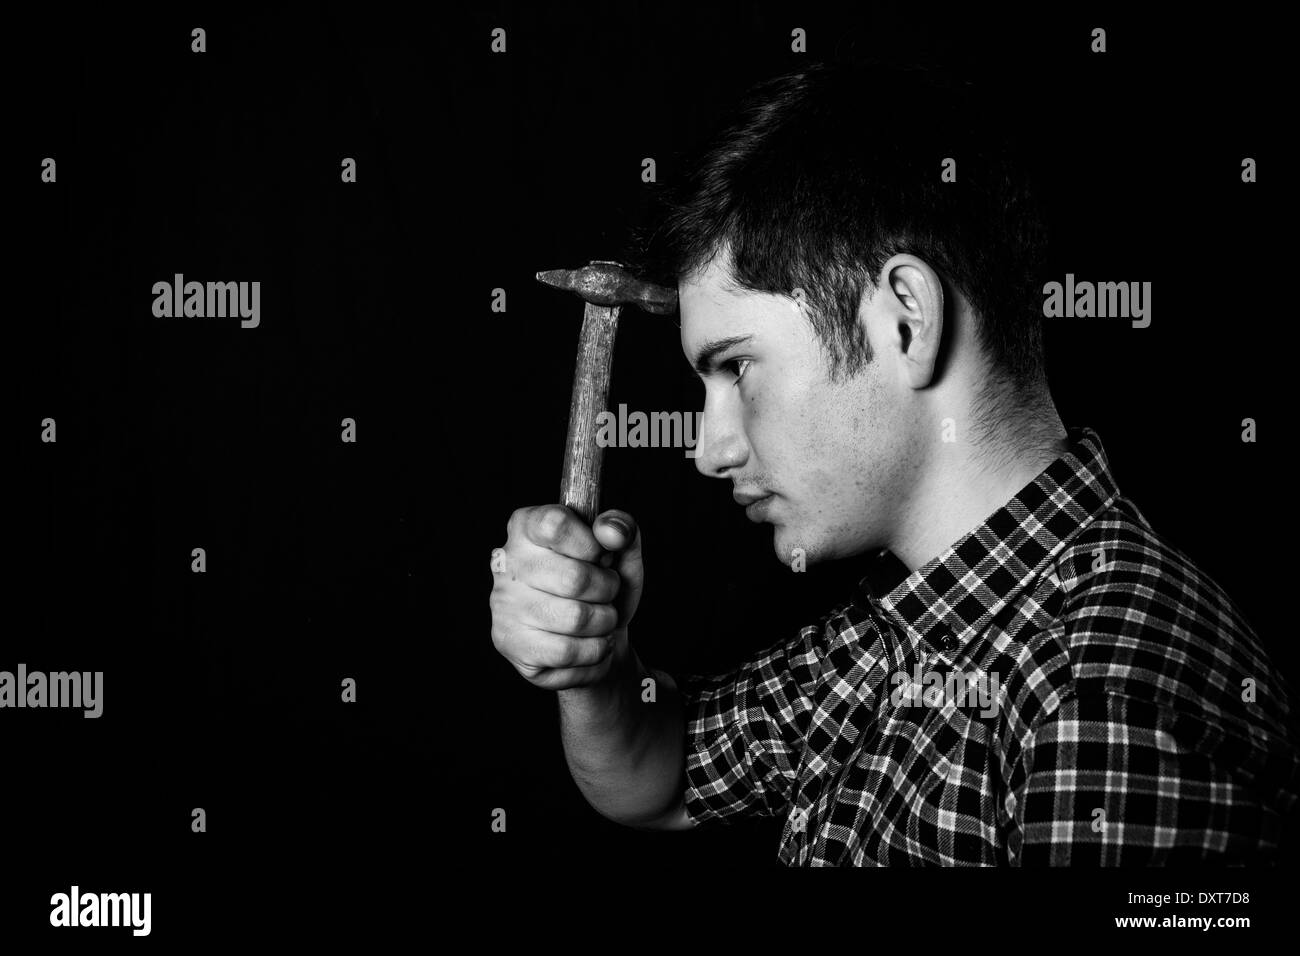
left=680, top=253, right=924, bottom=567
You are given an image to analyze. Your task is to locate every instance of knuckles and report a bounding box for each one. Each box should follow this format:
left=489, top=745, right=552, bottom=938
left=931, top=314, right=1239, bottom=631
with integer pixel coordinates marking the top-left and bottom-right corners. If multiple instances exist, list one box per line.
left=556, top=642, right=582, bottom=668
left=571, top=601, right=594, bottom=631
left=562, top=563, right=589, bottom=596
left=554, top=599, right=587, bottom=632
left=532, top=505, right=568, bottom=545
left=524, top=595, right=612, bottom=635
left=507, top=504, right=562, bottom=547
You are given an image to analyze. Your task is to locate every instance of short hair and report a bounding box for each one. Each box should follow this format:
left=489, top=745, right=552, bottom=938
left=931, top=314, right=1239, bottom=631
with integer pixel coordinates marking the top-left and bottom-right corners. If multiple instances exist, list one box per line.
left=632, top=60, right=1052, bottom=407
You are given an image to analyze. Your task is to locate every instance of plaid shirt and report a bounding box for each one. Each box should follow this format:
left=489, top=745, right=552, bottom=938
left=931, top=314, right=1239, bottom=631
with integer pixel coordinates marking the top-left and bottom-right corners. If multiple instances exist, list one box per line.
left=677, top=425, right=1300, bottom=864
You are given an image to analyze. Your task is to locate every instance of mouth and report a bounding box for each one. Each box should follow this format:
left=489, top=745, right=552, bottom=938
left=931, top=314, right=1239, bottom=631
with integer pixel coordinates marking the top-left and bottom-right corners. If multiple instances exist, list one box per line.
left=734, top=492, right=774, bottom=521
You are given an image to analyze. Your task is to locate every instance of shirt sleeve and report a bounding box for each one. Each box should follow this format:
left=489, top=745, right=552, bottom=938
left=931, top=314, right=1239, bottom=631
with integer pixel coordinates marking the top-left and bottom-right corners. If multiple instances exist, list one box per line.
left=1009, top=692, right=1296, bottom=864
left=676, top=609, right=841, bottom=825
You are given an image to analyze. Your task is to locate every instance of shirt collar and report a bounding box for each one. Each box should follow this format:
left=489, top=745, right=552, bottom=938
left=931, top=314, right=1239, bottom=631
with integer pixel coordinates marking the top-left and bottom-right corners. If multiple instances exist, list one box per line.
left=853, top=425, right=1120, bottom=653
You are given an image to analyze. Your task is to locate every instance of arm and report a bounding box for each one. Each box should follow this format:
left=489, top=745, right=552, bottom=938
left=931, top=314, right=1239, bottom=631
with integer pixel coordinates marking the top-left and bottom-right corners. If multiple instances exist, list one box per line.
left=490, top=503, right=832, bottom=832
left=558, top=635, right=692, bottom=830
left=559, top=599, right=833, bottom=829
left=1010, top=693, right=1290, bottom=864
left=489, top=504, right=691, bottom=830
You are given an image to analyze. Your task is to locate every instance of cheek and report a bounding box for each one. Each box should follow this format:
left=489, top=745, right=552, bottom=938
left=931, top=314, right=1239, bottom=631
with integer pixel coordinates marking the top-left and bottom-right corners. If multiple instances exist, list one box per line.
left=792, top=388, right=881, bottom=501
left=754, top=374, right=827, bottom=440
left=748, top=391, right=826, bottom=479
left=751, top=368, right=871, bottom=489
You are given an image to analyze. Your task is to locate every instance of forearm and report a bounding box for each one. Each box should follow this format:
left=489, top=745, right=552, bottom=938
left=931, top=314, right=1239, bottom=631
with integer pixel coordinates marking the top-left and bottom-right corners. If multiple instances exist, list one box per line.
left=557, top=633, right=687, bottom=828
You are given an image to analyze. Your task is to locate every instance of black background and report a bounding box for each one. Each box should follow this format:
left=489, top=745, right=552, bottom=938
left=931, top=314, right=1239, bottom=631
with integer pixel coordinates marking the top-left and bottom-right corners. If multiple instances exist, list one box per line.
left=6, top=1, right=1292, bottom=942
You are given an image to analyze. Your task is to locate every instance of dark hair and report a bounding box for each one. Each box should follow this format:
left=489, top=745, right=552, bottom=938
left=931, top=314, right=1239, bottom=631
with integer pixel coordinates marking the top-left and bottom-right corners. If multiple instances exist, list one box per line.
left=632, top=60, right=1051, bottom=407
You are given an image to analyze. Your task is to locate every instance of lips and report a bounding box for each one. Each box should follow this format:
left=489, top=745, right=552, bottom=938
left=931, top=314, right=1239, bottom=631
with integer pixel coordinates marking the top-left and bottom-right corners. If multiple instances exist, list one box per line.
left=734, top=490, right=774, bottom=521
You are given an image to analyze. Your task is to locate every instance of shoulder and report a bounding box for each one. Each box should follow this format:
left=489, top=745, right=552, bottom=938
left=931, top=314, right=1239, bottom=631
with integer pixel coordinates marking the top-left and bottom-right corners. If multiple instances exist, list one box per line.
left=1018, top=492, right=1296, bottom=751
left=1055, top=495, right=1262, bottom=682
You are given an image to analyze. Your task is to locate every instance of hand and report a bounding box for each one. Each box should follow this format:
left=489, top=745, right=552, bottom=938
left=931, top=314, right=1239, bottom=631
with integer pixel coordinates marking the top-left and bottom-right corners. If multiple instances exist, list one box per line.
left=489, top=505, right=644, bottom=691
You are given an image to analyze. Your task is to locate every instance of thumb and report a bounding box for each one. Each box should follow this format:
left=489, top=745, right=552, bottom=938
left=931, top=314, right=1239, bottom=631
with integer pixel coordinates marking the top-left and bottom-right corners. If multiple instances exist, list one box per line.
left=592, top=509, right=644, bottom=627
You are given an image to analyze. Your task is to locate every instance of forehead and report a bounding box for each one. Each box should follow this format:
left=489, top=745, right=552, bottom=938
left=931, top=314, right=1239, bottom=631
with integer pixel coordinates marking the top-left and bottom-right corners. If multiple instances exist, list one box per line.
left=679, top=254, right=788, bottom=353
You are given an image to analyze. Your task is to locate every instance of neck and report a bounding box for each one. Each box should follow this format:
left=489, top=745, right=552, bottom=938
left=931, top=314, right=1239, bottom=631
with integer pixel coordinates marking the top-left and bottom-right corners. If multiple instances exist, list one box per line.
left=888, top=406, right=1069, bottom=572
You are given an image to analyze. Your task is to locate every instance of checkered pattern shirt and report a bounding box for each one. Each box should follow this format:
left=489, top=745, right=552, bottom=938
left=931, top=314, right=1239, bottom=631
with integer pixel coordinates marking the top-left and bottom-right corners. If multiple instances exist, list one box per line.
left=677, top=425, right=1300, bottom=864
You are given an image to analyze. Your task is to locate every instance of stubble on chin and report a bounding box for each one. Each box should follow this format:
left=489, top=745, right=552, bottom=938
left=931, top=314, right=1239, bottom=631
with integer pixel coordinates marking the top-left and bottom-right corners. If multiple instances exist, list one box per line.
left=774, top=524, right=815, bottom=568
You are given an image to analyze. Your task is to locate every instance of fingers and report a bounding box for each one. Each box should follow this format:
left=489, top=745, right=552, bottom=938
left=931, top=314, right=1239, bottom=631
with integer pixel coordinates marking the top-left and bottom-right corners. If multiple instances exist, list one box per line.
left=490, top=611, right=615, bottom=679
left=492, top=504, right=639, bottom=692
left=517, top=590, right=620, bottom=638
left=592, top=509, right=637, bottom=553
left=500, top=549, right=621, bottom=603
left=528, top=656, right=618, bottom=690
left=517, top=505, right=605, bottom=562
left=514, top=627, right=614, bottom=670
left=593, top=509, right=644, bottom=626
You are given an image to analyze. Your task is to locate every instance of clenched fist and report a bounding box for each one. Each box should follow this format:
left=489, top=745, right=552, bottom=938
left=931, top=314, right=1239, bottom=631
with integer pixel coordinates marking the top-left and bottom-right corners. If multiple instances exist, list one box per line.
left=489, top=504, right=644, bottom=691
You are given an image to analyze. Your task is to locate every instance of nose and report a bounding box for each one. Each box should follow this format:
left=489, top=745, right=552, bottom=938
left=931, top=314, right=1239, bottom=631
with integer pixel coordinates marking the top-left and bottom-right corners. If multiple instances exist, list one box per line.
left=695, top=386, right=749, bottom=478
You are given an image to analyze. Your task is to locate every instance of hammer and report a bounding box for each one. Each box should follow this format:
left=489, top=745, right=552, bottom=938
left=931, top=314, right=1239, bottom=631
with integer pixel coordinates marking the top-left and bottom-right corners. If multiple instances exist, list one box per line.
left=535, top=260, right=678, bottom=525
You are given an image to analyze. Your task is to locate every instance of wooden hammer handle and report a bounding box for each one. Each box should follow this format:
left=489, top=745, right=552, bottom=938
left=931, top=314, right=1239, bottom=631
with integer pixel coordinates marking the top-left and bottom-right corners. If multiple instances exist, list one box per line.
left=560, top=301, right=621, bottom=524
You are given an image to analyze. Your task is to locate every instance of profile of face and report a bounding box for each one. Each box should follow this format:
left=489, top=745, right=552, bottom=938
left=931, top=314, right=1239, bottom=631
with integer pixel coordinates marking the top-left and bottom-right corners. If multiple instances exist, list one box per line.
left=680, top=250, right=942, bottom=568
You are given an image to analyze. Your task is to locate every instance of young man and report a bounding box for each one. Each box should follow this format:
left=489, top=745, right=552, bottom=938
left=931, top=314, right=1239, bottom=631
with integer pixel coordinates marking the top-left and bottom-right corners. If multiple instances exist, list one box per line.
left=488, top=62, right=1299, bottom=864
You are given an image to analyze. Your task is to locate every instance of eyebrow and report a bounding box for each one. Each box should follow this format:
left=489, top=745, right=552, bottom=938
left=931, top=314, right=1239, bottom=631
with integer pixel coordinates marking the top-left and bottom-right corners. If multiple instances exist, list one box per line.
left=691, top=334, right=753, bottom=374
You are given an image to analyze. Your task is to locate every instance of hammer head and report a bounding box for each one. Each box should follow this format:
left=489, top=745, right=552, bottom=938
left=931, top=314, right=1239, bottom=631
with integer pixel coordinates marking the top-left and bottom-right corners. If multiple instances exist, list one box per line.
left=536, top=260, right=678, bottom=315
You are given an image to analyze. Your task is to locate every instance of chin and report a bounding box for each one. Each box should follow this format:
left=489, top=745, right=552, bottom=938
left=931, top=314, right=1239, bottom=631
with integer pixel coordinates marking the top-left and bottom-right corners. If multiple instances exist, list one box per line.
left=773, top=525, right=817, bottom=568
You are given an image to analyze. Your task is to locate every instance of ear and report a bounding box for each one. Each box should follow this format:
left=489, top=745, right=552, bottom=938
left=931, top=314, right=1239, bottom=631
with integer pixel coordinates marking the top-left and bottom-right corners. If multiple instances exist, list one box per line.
left=884, top=255, right=945, bottom=389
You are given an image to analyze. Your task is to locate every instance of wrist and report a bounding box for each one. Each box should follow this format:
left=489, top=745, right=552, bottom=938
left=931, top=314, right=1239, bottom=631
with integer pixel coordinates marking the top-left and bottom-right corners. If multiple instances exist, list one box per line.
left=558, top=627, right=637, bottom=721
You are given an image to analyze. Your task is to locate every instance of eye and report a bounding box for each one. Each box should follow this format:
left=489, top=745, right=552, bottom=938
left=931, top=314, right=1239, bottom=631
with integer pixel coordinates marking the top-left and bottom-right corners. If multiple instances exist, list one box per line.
left=723, top=358, right=752, bottom=385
